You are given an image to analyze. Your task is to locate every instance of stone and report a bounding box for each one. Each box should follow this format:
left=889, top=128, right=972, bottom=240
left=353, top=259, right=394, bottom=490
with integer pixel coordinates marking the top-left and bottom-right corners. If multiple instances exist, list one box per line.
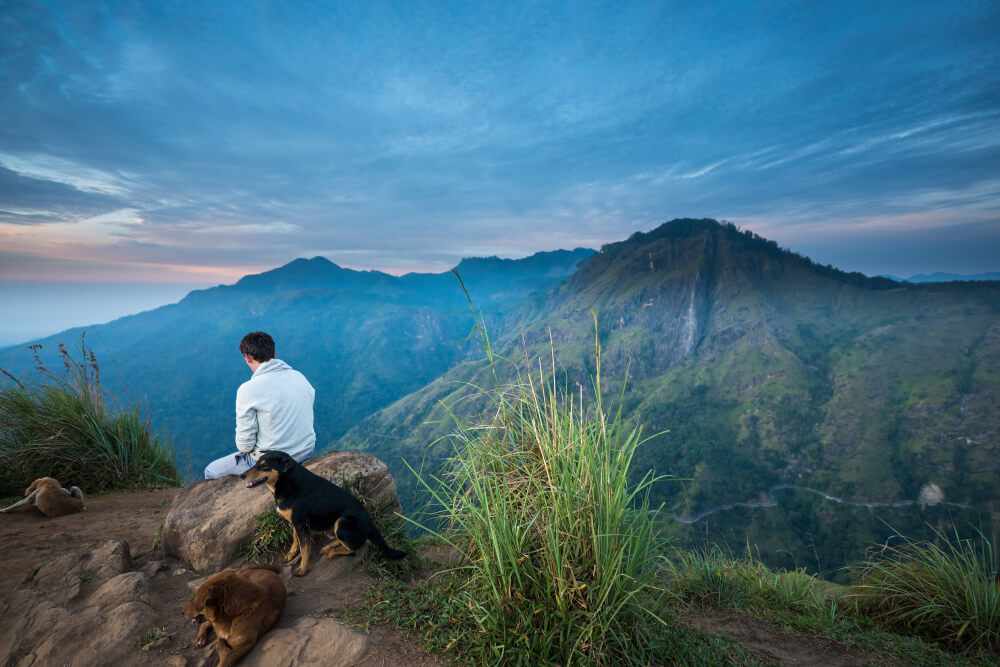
left=21, top=539, right=132, bottom=605
left=89, top=572, right=150, bottom=609
left=86, top=539, right=132, bottom=581
left=242, top=616, right=369, bottom=667
left=8, top=600, right=154, bottom=667
left=0, top=541, right=153, bottom=667
left=161, top=451, right=401, bottom=572
left=166, top=656, right=188, bottom=667
left=142, top=559, right=167, bottom=578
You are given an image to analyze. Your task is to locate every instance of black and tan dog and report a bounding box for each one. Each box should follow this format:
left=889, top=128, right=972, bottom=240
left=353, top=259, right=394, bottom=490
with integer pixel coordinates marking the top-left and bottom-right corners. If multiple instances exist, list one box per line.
left=240, top=451, right=406, bottom=576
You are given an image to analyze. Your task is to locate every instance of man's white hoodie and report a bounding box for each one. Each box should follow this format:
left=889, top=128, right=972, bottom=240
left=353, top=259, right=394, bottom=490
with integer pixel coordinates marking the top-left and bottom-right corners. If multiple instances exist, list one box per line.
left=235, top=358, right=316, bottom=462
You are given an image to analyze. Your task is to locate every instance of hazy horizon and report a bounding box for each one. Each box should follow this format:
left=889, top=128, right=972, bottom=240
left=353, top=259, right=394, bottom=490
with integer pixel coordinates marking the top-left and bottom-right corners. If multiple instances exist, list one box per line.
left=0, top=281, right=211, bottom=348
left=4, top=235, right=999, bottom=349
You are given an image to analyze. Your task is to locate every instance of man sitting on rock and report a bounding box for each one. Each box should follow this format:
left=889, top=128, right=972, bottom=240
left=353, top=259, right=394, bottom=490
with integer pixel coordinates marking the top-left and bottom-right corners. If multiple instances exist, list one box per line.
left=204, top=331, right=316, bottom=479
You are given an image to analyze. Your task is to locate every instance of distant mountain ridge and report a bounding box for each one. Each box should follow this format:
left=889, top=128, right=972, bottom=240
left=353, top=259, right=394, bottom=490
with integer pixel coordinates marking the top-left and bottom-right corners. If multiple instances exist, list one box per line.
left=0, top=247, right=595, bottom=475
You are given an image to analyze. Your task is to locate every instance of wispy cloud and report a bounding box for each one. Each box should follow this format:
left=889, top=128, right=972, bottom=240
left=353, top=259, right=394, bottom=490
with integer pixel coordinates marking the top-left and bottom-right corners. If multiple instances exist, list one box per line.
left=0, top=153, right=133, bottom=196
left=0, top=0, right=997, bottom=281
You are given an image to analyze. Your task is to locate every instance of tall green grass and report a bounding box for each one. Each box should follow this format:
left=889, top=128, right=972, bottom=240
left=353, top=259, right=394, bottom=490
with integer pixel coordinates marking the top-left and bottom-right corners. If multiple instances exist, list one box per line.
left=0, top=339, right=180, bottom=495
left=406, top=321, right=669, bottom=666
left=850, top=531, right=1000, bottom=652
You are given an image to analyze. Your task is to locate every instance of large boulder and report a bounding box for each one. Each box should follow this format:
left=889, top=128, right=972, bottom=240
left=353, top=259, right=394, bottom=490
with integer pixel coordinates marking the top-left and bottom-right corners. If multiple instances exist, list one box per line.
left=0, top=539, right=155, bottom=667
left=161, top=451, right=401, bottom=572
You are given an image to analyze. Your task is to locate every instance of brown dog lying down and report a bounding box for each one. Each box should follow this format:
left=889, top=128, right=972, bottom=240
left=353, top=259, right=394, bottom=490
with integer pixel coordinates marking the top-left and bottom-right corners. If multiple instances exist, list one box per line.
left=183, top=565, right=286, bottom=667
left=0, top=477, right=85, bottom=517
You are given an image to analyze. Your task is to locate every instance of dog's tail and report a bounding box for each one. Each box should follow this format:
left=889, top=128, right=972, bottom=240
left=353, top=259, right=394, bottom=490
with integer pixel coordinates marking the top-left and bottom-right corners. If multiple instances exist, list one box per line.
left=368, top=525, right=407, bottom=560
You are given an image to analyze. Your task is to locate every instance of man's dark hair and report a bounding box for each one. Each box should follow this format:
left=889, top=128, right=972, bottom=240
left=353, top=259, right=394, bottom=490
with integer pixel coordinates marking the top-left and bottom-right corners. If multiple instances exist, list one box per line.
left=240, top=331, right=275, bottom=362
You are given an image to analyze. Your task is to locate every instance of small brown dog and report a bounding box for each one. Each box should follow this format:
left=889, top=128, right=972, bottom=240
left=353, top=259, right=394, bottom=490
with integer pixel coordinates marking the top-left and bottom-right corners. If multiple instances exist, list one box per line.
left=183, top=565, right=286, bottom=667
left=0, top=477, right=85, bottom=517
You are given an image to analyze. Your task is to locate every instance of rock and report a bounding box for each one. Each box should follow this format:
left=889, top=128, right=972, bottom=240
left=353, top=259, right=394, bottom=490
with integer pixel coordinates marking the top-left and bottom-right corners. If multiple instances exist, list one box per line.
left=27, top=553, right=83, bottom=604
left=89, top=572, right=150, bottom=609
left=162, top=451, right=401, bottom=572
left=242, top=617, right=368, bottom=666
left=0, top=541, right=155, bottom=667
left=918, top=482, right=945, bottom=509
left=166, top=656, right=188, bottom=667
left=21, top=539, right=132, bottom=605
left=142, top=559, right=167, bottom=578
left=8, top=600, right=154, bottom=667
left=86, top=539, right=132, bottom=581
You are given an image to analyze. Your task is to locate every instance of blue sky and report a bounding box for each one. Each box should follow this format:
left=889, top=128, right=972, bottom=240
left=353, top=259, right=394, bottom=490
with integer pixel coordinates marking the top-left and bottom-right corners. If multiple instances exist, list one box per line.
left=1, top=0, right=999, bottom=291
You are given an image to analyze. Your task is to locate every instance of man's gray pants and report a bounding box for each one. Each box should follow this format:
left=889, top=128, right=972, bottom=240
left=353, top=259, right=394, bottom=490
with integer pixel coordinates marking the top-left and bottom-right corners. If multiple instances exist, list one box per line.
left=203, top=449, right=312, bottom=479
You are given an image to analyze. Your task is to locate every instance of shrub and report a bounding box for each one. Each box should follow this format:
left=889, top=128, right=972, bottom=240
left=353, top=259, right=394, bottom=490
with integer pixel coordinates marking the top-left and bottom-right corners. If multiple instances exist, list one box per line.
left=849, top=531, right=1000, bottom=652
left=0, top=339, right=180, bottom=495
left=406, top=325, right=669, bottom=666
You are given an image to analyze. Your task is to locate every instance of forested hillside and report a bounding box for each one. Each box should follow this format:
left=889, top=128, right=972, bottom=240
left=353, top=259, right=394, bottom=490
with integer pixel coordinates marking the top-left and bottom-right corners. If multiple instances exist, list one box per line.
left=341, top=219, right=1000, bottom=574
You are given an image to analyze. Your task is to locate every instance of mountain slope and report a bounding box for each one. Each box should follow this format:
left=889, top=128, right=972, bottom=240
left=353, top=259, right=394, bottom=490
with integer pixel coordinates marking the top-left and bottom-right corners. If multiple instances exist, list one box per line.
left=341, top=219, right=1000, bottom=573
left=0, top=249, right=594, bottom=476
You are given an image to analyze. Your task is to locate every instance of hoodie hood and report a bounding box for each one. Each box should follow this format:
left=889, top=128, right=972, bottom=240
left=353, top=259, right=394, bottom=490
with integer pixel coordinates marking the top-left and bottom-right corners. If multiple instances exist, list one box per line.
left=252, top=358, right=293, bottom=377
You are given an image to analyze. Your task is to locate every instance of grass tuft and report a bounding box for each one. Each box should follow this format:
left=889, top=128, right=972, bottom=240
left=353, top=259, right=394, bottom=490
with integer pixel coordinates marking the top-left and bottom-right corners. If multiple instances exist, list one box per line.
left=243, top=509, right=294, bottom=563
left=849, top=531, right=1000, bottom=652
left=397, top=318, right=672, bottom=666
left=0, top=338, right=180, bottom=495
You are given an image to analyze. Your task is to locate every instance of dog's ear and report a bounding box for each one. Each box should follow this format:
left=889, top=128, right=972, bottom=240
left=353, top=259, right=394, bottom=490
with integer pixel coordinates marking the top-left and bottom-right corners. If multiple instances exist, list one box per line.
left=192, top=579, right=220, bottom=611
left=278, top=456, right=295, bottom=472
left=221, top=574, right=262, bottom=617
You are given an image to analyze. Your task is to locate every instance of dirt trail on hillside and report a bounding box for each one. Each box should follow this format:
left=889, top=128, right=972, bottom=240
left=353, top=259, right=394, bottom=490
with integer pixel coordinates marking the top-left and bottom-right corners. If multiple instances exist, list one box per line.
left=684, top=610, right=899, bottom=667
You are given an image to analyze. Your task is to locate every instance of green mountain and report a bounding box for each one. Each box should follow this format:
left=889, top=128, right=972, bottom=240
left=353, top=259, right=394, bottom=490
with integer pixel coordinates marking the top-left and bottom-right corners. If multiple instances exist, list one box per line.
left=341, top=219, right=1000, bottom=575
left=0, top=249, right=594, bottom=476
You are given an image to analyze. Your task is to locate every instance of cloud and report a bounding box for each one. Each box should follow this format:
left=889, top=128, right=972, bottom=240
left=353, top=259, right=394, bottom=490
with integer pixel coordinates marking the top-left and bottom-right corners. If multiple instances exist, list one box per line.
left=0, top=153, right=133, bottom=196
left=0, top=0, right=997, bottom=281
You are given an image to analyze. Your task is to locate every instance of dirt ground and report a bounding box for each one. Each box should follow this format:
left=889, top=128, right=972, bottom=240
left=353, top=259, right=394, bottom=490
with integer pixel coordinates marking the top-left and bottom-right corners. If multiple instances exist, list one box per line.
left=0, top=487, right=178, bottom=601
left=683, top=609, right=898, bottom=667
left=0, top=488, right=442, bottom=666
